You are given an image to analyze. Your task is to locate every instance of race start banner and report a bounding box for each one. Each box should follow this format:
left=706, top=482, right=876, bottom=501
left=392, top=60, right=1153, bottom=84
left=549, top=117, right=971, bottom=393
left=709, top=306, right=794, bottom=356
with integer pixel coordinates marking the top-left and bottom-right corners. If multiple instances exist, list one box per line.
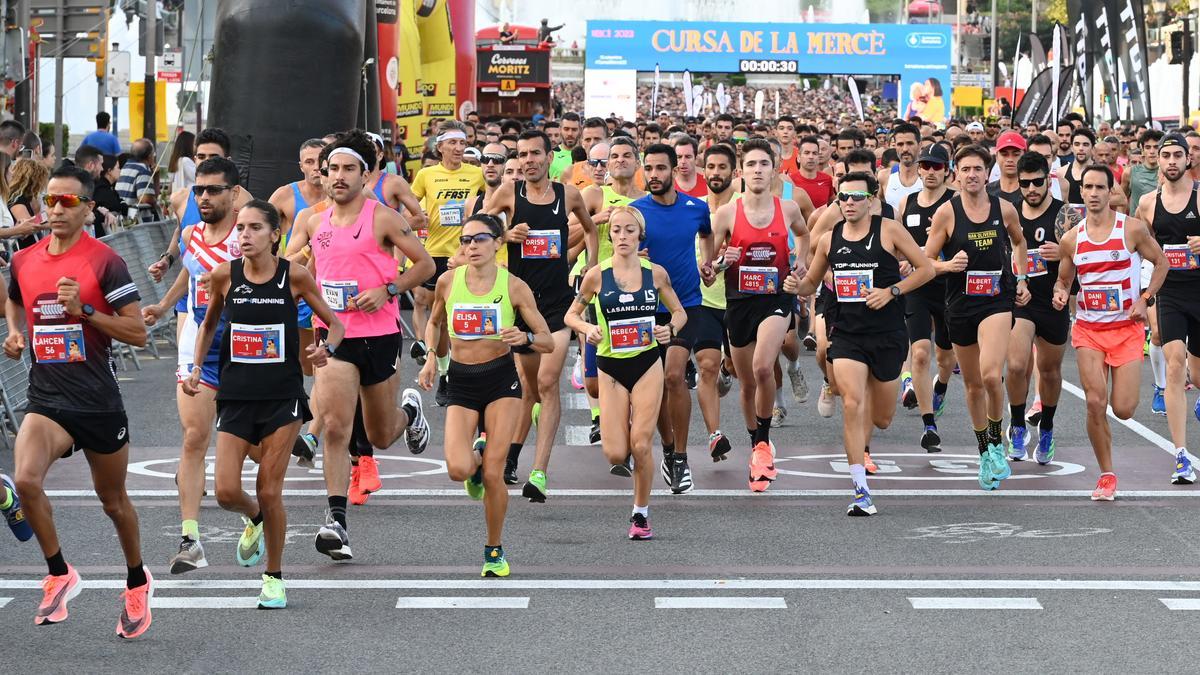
left=584, top=21, right=952, bottom=122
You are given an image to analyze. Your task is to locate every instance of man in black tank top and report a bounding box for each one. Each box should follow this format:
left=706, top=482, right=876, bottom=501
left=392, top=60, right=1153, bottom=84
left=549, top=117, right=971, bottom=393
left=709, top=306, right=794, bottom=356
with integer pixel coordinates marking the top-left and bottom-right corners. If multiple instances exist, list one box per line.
left=1005, top=152, right=1071, bottom=467
left=783, top=171, right=935, bottom=516
left=1137, top=133, right=1200, bottom=484
left=899, top=144, right=957, bottom=453
left=925, top=145, right=1029, bottom=492
left=485, top=129, right=599, bottom=502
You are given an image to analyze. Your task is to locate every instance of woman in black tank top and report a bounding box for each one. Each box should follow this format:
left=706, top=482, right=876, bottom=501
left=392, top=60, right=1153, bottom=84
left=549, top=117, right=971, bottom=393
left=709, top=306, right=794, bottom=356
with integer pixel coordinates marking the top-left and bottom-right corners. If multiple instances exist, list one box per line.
left=183, top=200, right=345, bottom=608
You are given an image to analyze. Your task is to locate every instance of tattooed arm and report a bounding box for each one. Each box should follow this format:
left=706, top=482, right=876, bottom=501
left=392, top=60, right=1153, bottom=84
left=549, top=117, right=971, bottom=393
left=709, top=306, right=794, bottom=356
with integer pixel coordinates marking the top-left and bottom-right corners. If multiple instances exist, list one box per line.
left=1054, top=202, right=1084, bottom=241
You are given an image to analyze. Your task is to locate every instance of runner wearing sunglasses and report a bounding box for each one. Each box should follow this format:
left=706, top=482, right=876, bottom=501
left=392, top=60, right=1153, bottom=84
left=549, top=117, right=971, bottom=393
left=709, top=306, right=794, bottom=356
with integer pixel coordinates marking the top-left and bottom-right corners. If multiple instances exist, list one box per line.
left=783, top=171, right=934, bottom=514
left=141, top=158, right=248, bottom=574
left=897, top=143, right=957, bottom=452
left=1005, top=152, right=1070, bottom=464
left=924, top=145, right=1029, bottom=491
left=418, top=213, right=552, bottom=576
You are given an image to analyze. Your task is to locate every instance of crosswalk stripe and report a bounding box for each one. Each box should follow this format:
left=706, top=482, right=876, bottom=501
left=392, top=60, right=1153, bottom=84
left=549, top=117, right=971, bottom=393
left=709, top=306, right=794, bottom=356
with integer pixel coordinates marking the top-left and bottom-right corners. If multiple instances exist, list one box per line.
left=908, top=597, right=1042, bottom=610
left=655, top=596, right=786, bottom=609
left=395, top=596, right=529, bottom=609
left=564, top=425, right=593, bottom=446
left=151, top=596, right=259, bottom=609
left=1159, top=598, right=1200, bottom=610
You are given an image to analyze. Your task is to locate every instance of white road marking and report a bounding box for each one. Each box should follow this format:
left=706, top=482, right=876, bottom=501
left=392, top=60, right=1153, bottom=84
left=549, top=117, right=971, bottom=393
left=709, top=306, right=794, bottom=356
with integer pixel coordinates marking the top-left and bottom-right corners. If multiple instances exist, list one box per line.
left=45, top=488, right=1200, bottom=498
left=908, top=597, right=1042, bottom=610
left=1059, top=380, right=1174, bottom=454
left=564, top=425, right=593, bottom=446
left=395, top=596, right=529, bottom=609
left=1159, top=598, right=1200, bottom=610
left=567, top=393, right=590, bottom=409
left=151, top=596, right=259, bottom=609
left=2, top=579, right=1200, bottom=591
left=0, top=597, right=10, bottom=608
left=655, top=596, right=786, bottom=609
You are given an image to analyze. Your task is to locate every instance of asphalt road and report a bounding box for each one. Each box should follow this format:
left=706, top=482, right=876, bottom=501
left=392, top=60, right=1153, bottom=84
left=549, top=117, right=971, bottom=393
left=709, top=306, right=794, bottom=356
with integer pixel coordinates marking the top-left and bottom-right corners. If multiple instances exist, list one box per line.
left=1, top=324, right=1199, bottom=673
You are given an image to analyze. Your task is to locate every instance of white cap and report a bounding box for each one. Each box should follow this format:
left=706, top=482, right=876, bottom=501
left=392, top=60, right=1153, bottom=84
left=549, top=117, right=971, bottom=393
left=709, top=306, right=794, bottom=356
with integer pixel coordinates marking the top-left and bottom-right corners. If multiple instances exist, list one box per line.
left=966, top=121, right=985, bottom=132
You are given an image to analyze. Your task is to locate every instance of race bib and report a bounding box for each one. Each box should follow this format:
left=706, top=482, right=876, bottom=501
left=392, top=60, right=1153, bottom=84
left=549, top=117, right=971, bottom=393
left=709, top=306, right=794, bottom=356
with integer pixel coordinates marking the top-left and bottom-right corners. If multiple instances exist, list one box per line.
left=905, top=214, right=921, bottom=229
left=833, top=270, right=873, bottom=302
left=32, top=324, right=86, bottom=364
left=416, top=227, right=429, bottom=239
left=522, top=230, right=562, bottom=259
left=738, top=266, right=779, bottom=295
left=1081, top=284, right=1123, bottom=313
left=439, top=201, right=464, bottom=226
left=194, top=283, right=210, bottom=309
left=1026, top=250, right=1049, bottom=277
left=607, top=317, right=656, bottom=353
left=321, top=280, right=359, bottom=312
left=1163, top=244, right=1200, bottom=272
left=230, top=323, right=286, bottom=364
left=451, top=303, right=501, bottom=339
left=965, top=269, right=1002, bottom=297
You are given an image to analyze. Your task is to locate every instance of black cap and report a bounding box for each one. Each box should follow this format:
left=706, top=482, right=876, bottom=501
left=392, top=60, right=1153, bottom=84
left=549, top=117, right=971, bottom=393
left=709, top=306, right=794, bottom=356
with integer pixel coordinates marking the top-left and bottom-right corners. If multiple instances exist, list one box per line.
left=1160, top=132, right=1189, bottom=151
left=918, top=143, right=951, bottom=165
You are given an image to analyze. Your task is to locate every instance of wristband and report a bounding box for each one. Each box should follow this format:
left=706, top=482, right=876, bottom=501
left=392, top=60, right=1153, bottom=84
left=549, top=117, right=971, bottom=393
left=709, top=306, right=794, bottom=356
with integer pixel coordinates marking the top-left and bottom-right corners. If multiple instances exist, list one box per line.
left=1015, top=274, right=1028, bottom=282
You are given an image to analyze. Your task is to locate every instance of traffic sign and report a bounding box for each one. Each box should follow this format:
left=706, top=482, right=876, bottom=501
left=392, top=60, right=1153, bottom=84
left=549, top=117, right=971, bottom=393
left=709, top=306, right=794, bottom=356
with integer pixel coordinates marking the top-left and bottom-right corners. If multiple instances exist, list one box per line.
left=107, top=50, right=131, bottom=98
left=157, top=50, right=182, bottom=83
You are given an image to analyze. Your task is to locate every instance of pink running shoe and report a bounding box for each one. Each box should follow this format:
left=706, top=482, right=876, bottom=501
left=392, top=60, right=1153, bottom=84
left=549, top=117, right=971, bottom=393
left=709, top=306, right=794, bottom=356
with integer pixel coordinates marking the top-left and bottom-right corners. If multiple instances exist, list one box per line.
left=749, top=441, right=778, bottom=492
left=116, top=567, right=154, bottom=639
left=1090, top=473, right=1118, bottom=501
left=628, top=513, right=653, bottom=540
left=35, top=565, right=82, bottom=625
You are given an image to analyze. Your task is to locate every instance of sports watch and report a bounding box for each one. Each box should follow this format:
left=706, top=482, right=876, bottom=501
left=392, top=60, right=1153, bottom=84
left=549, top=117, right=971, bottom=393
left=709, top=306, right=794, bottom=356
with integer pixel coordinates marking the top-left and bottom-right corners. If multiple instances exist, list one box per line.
left=386, top=283, right=400, bottom=298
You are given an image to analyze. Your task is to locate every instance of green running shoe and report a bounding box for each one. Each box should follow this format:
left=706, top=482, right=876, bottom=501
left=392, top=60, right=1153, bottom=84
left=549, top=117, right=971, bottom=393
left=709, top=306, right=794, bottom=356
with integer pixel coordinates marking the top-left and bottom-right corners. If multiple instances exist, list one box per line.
left=236, top=516, right=264, bottom=567
left=257, top=574, right=286, bottom=609
left=481, top=548, right=510, bottom=577
left=531, top=402, right=541, bottom=427
left=464, top=473, right=485, bottom=501
left=522, top=469, right=547, bottom=503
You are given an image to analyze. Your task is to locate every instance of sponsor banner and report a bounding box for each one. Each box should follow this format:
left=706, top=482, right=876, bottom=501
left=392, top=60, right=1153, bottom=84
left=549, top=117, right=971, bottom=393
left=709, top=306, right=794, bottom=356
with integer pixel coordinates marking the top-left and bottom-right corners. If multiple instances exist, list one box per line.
left=476, top=47, right=550, bottom=85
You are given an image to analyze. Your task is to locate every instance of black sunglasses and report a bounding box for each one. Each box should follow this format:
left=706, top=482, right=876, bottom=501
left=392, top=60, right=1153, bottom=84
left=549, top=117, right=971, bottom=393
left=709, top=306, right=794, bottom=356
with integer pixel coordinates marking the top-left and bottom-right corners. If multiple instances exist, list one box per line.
left=481, top=154, right=506, bottom=165
left=192, top=184, right=233, bottom=196
left=459, top=232, right=499, bottom=246
left=837, top=191, right=871, bottom=202
left=587, top=158, right=608, bottom=167
left=1018, top=177, right=1047, bottom=188
left=918, top=161, right=946, bottom=171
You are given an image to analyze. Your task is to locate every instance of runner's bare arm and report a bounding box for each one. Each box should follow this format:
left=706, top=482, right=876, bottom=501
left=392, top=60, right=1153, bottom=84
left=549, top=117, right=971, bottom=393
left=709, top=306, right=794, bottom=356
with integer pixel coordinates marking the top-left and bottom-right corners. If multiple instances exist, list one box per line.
left=1001, top=200, right=1028, bottom=276
left=563, top=266, right=602, bottom=340
left=2, top=298, right=25, bottom=358
left=652, top=264, right=687, bottom=343
left=1053, top=202, right=1083, bottom=240
left=483, top=182, right=516, bottom=220
left=787, top=231, right=831, bottom=296
left=390, top=175, right=428, bottom=228
left=284, top=208, right=316, bottom=259
left=1051, top=228, right=1078, bottom=310
left=783, top=199, right=810, bottom=273
left=885, top=219, right=934, bottom=294
left=508, top=276, right=553, bottom=354
left=268, top=184, right=294, bottom=236
left=379, top=209, right=435, bottom=295
left=709, top=202, right=735, bottom=268
left=417, top=275, right=450, bottom=390
left=290, top=263, right=344, bottom=350
left=793, top=185, right=815, bottom=224
left=566, top=185, right=599, bottom=271
left=923, top=201, right=960, bottom=274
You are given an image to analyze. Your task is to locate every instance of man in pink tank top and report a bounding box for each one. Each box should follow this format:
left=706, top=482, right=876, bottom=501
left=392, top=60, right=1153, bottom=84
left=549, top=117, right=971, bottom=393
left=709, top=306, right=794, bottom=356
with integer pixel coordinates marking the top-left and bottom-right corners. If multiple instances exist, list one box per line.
left=285, top=130, right=435, bottom=560
left=1053, top=164, right=1168, bottom=502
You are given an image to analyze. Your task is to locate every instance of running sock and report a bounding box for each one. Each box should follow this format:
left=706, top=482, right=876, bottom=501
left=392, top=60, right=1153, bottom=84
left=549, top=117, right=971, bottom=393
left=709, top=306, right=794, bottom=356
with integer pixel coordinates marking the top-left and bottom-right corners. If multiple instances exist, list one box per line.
left=401, top=403, right=419, bottom=428
left=774, top=386, right=785, bottom=408
left=662, top=443, right=675, bottom=458
left=1150, top=343, right=1166, bottom=388
left=484, top=545, right=503, bottom=562
left=849, top=464, right=868, bottom=491
left=436, top=354, right=450, bottom=375
left=1100, top=471, right=1116, bottom=477
left=327, top=496, right=348, bottom=530
left=507, top=443, right=523, bottom=464
left=251, top=511, right=263, bottom=527
left=934, top=379, right=948, bottom=396
left=182, top=519, right=199, bottom=541
left=922, top=413, right=936, bottom=428
left=46, top=550, right=68, bottom=577
left=987, top=418, right=1002, bottom=445
left=352, top=405, right=373, bottom=456
left=631, top=505, right=649, bottom=517
left=1010, top=404, right=1026, bottom=429
left=265, top=570, right=283, bottom=580
left=0, top=486, right=11, bottom=510
left=974, top=428, right=989, bottom=455
left=675, top=452, right=688, bottom=462
left=126, top=563, right=147, bottom=589
left=755, top=416, right=772, bottom=445
left=1040, top=405, right=1057, bottom=431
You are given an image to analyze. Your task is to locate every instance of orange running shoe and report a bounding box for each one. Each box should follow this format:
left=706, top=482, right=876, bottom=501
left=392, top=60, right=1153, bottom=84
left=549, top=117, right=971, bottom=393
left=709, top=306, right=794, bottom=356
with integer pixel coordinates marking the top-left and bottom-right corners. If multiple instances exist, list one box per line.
left=748, top=441, right=778, bottom=492
left=864, top=452, right=878, bottom=475
left=1090, top=473, right=1118, bottom=501
left=116, top=567, right=154, bottom=639
left=358, top=456, right=382, bottom=493
left=348, top=464, right=369, bottom=506
left=35, top=564, right=81, bottom=625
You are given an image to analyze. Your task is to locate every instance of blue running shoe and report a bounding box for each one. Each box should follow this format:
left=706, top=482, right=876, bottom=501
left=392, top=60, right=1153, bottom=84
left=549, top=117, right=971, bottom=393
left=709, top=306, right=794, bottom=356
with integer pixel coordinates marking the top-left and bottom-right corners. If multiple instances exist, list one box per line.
left=847, top=486, right=877, bottom=516
left=977, top=453, right=998, bottom=490
left=1007, top=425, right=1027, bottom=462
left=1172, top=450, right=1196, bottom=485
left=933, top=389, right=947, bottom=418
left=989, top=443, right=1012, bottom=481
left=1153, top=386, right=1166, bottom=416
left=1035, top=429, right=1056, bottom=465
left=1194, top=396, right=1200, bottom=423
left=1, top=474, right=32, bottom=542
